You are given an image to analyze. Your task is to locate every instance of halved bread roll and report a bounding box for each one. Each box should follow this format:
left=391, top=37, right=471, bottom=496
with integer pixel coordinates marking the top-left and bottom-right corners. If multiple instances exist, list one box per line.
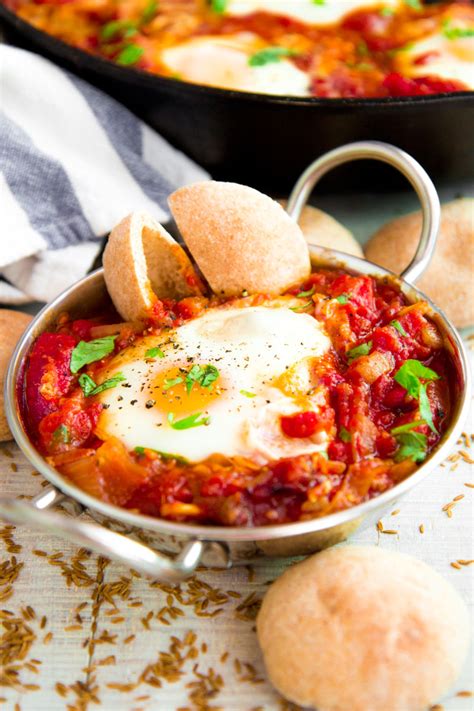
left=279, top=201, right=363, bottom=258
left=0, top=309, right=33, bottom=441
left=103, top=212, right=203, bottom=322
left=169, top=182, right=311, bottom=296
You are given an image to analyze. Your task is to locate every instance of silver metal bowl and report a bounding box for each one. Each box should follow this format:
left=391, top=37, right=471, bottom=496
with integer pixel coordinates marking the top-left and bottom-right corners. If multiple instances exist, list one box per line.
left=1, top=142, right=470, bottom=582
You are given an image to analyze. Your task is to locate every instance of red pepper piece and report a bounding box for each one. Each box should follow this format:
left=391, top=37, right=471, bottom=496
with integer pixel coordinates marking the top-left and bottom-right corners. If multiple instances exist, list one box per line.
left=281, top=411, right=319, bottom=438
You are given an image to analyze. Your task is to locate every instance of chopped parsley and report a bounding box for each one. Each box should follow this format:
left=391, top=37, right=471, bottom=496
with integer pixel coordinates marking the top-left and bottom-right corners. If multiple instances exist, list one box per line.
left=394, top=360, right=440, bottom=433
left=79, top=372, right=126, bottom=396
left=387, top=42, right=414, bottom=57
left=296, top=286, right=316, bottom=298
left=100, top=19, right=137, bottom=42
left=134, top=446, right=188, bottom=465
left=163, top=376, right=183, bottom=391
left=391, top=419, right=427, bottom=435
left=391, top=320, right=408, bottom=337
left=418, top=384, right=436, bottom=434
left=380, top=6, right=395, bottom=16
left=141, top=0, right=158, bottom=24
left=101, top=0, right=157, bottom=43
left=78, top=373, right=96, bottom=396
left=116, top=44, right=144, bottom=66
left=339, top=427, right=352, bottom=443
left=394, top=360, right=439, bottom=397
left=240, top=390, right=256, bottom=398
left=336, top=294, right=350, bottom=304
left=404, top=0, right=422, bottom=10
left=185, top=364, right=219, bottom=394
left=290, top=301, right=313, bottom=312
left=357, top=42, right=369, bottom=57
left=442, top=21, right=474, bottom=40
left=393, top=431, right=428, bottom=463
left=52, top=424, right=70, bottom=444
left=248, top=47, right=297, bottom=67
left=70, top=336, right=117, bottom=373
left=145, top=346, right=165, bottom=359
left=346, top=341, right=372, bottom=362
left=312, top=0, right=325, bottom=5
left=391, top=418, right=430, bottom=461
left=210, top=0, right=227, bottom=13
left=167, top=412, right=211, bottom=430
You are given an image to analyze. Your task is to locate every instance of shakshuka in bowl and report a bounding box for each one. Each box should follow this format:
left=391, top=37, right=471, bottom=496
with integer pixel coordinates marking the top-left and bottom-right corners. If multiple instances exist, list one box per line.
left=15, top=180, right=464, bottom=528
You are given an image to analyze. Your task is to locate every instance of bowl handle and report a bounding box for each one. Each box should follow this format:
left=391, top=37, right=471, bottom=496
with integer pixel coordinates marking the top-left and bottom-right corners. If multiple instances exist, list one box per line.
left=0, top=486, right=221, bottom=582
left=286, top=141, right=440, bottom=285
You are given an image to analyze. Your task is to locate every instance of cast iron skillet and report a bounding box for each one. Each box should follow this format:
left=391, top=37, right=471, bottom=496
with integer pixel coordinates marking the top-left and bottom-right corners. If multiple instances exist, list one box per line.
left=1, top=3, right=474, bottom=192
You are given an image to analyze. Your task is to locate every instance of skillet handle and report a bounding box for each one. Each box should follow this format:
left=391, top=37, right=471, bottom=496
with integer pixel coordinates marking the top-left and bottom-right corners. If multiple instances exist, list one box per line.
left=287, top=141, right=440, bottom=285
left=0, top=488, right=212, bottom=582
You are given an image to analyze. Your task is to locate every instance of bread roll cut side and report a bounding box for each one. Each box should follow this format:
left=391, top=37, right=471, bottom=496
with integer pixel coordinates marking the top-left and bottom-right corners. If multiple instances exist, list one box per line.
left=0, top=309, right=33, bottom=441
left=169, top=182, right=311, bottom=297
left=103, top=212, right=203, bottom=322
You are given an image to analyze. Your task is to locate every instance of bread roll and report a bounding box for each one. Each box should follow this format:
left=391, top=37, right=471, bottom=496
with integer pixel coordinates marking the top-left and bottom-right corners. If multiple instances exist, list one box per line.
left=169, top=182, right=311, bottom=296
left=0, top=309, right=33, bottom=441
left=279, top=201, right=363, bottom=258
left=257, top=545, right=470, bottom=711
left=103, top=212, right=203, bottom=322
left=365, top=198, right=474, bottom=328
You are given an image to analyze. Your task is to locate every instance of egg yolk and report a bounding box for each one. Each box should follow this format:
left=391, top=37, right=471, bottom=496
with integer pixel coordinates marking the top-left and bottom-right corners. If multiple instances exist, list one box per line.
left=149, top=366, right=224, bottom=416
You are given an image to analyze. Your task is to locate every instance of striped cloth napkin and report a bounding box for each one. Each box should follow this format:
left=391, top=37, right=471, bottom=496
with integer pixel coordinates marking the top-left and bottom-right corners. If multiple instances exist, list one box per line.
left=0, top=46, right=208, bottom=304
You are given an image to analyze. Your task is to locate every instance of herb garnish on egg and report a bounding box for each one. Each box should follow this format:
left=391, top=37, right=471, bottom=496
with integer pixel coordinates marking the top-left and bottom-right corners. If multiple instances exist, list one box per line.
left=167, top=412, right=211, bottom=429
left=145, top=346, right=165, bottom=359
left=79, top=372, right=126, bottom=396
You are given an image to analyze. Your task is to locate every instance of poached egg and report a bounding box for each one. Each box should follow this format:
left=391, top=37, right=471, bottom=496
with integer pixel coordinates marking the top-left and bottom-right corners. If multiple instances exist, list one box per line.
left=160, top=33, right=310, bottom=95
left=222, top=0, right=401, bottom=25
left=394, top=23, right=474, bottom=90
left=96, top=304, right=332, bottom=463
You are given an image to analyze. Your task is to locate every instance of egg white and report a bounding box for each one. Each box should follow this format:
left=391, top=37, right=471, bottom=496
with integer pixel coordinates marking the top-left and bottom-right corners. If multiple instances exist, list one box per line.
left=160, top=34, right=310, bottom=95
left=96, top=305, right=332, bottom=463
left=223, top=0, right=401, bottom=26
left=395, top=29, right=474, bottom=89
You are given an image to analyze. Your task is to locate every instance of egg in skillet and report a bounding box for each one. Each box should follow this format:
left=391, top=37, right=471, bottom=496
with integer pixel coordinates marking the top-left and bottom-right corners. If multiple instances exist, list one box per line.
left=95, top=302, right=332, bottom=464
left=160, top=33, right=310, bottom=96
left=223, top=0, right=401, bottom=25
left=394, top=18, right=474, bottom=90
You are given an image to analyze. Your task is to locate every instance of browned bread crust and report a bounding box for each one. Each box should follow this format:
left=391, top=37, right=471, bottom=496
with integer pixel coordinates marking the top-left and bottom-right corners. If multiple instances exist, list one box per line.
left=169, top=182, right=311, bottom=296
left=279, top=201, right=363, bottom=257
left=257, top=545, right=470, bottom=711
left=0, top=309, right=33, bottom=441
left=365, top=199, right=474, bottom=328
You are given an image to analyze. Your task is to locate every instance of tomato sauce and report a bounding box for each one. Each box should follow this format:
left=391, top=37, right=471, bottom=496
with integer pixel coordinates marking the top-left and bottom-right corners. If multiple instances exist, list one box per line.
left=20, top=268, right=457, bottom=527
